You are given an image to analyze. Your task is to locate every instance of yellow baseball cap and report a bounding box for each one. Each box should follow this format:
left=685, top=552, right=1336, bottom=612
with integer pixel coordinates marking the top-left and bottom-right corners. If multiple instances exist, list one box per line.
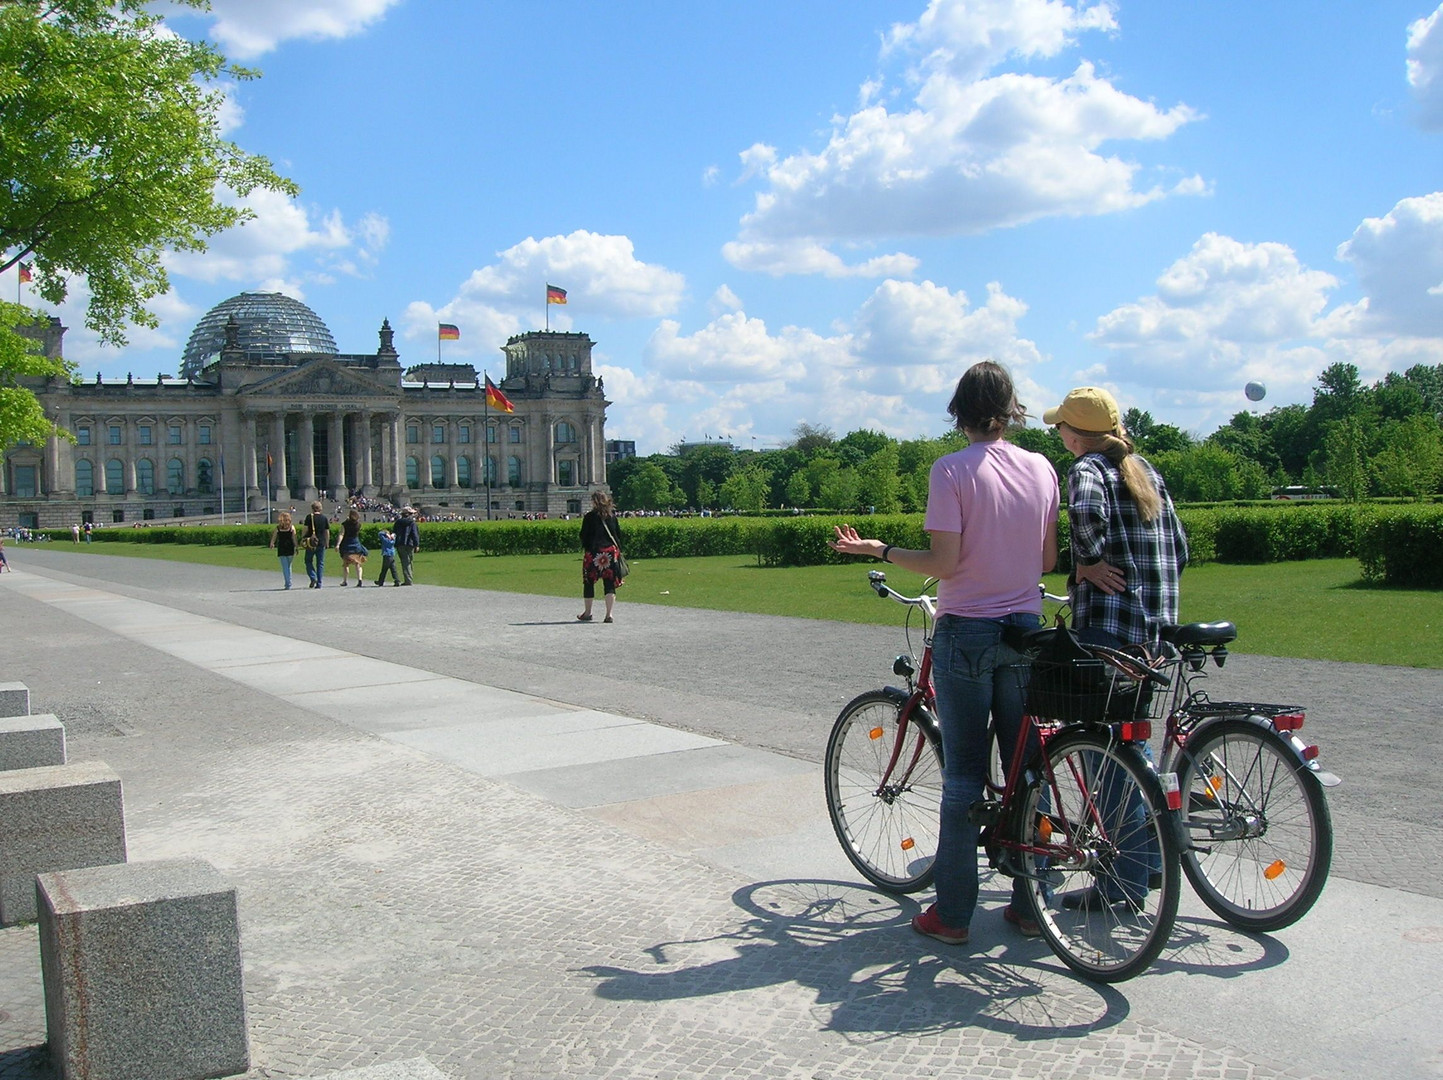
left=1042, top=386, right=1122, bottom=434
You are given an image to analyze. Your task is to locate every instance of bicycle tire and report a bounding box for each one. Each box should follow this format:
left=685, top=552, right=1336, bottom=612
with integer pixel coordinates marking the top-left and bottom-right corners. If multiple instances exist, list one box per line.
left=824, top=690, right=943, bottom=893
left=1017, top=729, right=1180, bottom=983
left=1169, top=718, right=1332, bottom=931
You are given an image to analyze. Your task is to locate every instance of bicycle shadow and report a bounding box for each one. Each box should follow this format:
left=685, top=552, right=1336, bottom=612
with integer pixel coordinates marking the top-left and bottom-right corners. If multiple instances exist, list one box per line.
left=580, top=878, right=1132, bottom=1043
left=1151, top=914, right=1291, bottom=976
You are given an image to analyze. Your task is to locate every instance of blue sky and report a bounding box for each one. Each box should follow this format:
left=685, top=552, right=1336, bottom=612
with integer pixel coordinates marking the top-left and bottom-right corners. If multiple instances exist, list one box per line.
left=19, top=0, right=1443, bottom=454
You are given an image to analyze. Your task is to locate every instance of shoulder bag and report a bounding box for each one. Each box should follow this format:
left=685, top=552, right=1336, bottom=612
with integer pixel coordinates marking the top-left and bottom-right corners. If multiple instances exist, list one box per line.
left=602, top=518, right=629, bottom=579
left=303, top=514, right=319, bottom=551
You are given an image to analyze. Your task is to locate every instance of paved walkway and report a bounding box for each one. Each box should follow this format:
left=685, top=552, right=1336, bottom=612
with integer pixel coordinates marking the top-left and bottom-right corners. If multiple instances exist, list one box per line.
left=1, top=552, right=1441, bottom=1079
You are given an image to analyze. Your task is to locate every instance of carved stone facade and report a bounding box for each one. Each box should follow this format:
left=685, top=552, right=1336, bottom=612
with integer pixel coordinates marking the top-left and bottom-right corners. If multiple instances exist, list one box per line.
left=1, top=295, right=611, bottom=527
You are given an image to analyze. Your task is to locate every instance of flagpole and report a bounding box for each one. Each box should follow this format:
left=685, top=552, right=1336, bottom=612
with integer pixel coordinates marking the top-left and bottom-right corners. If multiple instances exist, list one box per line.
left=483, top=370, right=492, bottom=520
left=545, top=283, right=549, bottom=331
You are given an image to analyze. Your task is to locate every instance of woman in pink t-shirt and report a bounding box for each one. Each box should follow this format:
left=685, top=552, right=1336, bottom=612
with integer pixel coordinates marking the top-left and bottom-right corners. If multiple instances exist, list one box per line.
left=831, top=360, right=1058, bottom=946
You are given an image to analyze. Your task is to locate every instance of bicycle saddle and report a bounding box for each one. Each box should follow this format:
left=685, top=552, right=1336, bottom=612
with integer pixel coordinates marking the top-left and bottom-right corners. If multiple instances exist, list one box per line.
left=1160, top=622, right=1237, bottom=647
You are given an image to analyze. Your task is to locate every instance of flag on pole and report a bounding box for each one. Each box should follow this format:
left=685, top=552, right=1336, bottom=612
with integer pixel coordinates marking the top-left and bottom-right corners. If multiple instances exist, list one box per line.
left=485, top=376, right=515, bottom=413
left=546, top=284, right=567, bottom=305
left=438, top=323, right=460, bottom=340
left=17, top=263, right=31, bottom=283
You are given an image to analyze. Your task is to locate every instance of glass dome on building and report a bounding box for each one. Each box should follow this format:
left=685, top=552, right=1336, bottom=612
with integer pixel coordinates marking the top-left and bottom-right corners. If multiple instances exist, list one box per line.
left=180, top=292, right=338, bottom=378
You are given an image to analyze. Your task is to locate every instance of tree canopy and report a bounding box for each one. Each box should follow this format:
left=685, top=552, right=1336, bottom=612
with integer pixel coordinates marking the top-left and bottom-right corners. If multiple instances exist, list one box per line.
left=0, top=0, right=297, bottom=446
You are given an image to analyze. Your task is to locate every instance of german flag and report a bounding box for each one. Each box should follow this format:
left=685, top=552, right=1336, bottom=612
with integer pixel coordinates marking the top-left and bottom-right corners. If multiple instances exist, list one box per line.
left=546, top=284, right=567, bottom=305
left=17, top=263, right=32, bottom=284
left=438, top=323, right=460, bottom=340
left=485, top=376, right=515, bottom=413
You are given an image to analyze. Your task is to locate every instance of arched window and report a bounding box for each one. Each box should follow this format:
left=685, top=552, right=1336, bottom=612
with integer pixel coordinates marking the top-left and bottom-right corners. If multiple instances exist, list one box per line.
left=555, top=421, right=577, bottom=445
left=105, top=459, right=124, bottom=494
left=430, top=454, right=445, bottom=487
left=167, top=458, right=185, bottom=494
left=75, top=459, right=94, bottom=497
left=507, top=455, right=522, bottom=486
left=406, top=456, right=420, bottom=487
left=457, top=456, right=472, bottom=488
left=196, top=458, right=213, bottom=494
left=137, top=459, right=155, bottom=495
left=557, top=460, right=575, bottom=486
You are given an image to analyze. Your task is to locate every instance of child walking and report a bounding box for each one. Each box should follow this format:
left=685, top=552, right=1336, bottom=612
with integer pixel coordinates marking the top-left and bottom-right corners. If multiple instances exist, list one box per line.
left=375, top=529, right=400, bottom=587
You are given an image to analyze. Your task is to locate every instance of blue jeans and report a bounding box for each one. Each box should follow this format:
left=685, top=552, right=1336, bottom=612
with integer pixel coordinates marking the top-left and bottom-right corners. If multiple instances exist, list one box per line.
left=1072, top=625, right=1160, bottom=901
left=305, top=546, right=326, bottom=585
left=278, top=555, right=292, bottom=589
left=930, top=612, right=1041, bottom=929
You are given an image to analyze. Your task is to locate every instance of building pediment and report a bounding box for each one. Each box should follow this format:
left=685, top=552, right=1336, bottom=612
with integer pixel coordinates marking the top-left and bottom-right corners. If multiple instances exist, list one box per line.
left=242, top=360, right=393, bottom=401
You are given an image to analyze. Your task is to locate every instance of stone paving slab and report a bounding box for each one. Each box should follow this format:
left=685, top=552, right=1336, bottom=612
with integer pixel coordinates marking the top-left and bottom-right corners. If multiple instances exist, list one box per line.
left=2, top=562, right=1439, bottom=1080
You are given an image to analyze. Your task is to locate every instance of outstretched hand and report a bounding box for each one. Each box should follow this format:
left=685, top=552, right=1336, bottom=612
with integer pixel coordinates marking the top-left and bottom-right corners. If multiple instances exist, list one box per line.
left=829, top=523, right=881, bottom=559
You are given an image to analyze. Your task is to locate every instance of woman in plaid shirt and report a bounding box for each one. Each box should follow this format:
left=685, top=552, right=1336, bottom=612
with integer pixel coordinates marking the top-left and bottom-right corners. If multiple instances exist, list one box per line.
left=1043, top=386, right=1188, bottom=913
left=1043, top=387, right=1188, bottom=648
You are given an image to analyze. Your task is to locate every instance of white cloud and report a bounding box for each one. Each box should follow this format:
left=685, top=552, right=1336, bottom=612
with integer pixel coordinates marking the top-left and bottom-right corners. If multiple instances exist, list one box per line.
left=163, top=188, right=379, bottom=285
left=722, top=238, right=920, bottom=278
left=726, top=1, right=1200, bottom=277
left=1336, top=192, right=1443, bottom=337
left=1408, top=5, right=1443, bottom=131
left=709, top=285, right=744, bottom=316
left=1087, top=224, right=1443, bottom=433
left=198, top=0, right=401, bottom=60
left=605, top=277, right=1044, bottom=448
left=402, top=231, right=686, bottom=358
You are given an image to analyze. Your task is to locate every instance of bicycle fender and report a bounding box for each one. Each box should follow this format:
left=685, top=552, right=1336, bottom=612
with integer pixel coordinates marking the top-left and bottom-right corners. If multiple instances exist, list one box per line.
left=1232, top=714, right=1344, bottom=789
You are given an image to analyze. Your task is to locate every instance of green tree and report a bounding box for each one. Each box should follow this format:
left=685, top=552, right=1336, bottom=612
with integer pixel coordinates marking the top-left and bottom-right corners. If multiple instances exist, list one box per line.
left=695, top=477, right=716, bottom=511
left=719, top=463, right=771, bottom=513
left=0, top=305, right=70, bottom=445
left=856, top=444, right=902, bottom=513
left=0, top=0, right=296, bottom=445
left=1320, top=417, right=1366, bottom=501
left=784, top=470, right=811, bottom=508
left=1371, top=415, right=1442, bottom=498
left=817, top=465, right=859, bottom=511
left=616, top=460, right=677, bottom=511
left=789, top=422, right=836, bottom=457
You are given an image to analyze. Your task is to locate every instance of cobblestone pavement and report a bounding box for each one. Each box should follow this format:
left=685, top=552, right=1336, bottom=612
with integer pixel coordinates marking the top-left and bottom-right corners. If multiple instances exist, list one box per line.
left=1, top=551, right=1440, bottom=1080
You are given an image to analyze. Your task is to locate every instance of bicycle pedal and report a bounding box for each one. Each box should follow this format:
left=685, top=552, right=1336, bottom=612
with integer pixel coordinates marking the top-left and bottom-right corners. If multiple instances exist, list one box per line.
left=968, top=800, right=1003, bottom=826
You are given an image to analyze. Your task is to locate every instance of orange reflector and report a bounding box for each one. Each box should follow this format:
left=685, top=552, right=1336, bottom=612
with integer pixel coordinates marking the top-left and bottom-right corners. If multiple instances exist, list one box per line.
left=869, top=727, right=885, bottom=740
left=1264, top=860, right=1287, bottom=880
left=900, top=837, right=915, bottom=851
left=1273, top=713, right=1305, bottom=732
left=1206, top=776, right=1223, bottom=799
left=1036, top=816, right=1053, bottom=842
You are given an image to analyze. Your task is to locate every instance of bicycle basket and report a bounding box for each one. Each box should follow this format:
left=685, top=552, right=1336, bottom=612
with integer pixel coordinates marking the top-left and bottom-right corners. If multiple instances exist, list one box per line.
left=1023, top=628, right=1171, bottom=724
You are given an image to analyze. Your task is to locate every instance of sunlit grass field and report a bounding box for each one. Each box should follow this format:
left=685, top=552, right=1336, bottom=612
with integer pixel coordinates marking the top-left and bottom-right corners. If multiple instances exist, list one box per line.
left=42, top=542, right=1443, bottom=668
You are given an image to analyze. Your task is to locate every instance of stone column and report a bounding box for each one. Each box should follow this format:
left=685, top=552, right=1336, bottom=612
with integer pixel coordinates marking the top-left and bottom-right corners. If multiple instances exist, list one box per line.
left=270, top=412, right=288, bottom=492
left=241, top=416, right=258, bottom=501
left=390, top=412, right=404, bottom=488
left=298, top=412, right=315, bottom=498
left=359, top=411, right=374, bottom=489
left=124, top=420, right=138, bottom=493
left=353, top=413, right=371, bottom=490
left=328, top=412, right=344, bottom=496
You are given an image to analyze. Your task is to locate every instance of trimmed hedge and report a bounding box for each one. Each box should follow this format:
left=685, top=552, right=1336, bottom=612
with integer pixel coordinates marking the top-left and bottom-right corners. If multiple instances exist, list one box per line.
left=40, top=502, right=1443, bottom=588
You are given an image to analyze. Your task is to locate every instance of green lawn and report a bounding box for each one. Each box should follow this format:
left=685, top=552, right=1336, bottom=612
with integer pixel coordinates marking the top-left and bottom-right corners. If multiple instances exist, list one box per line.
left=49, top=543, right=1443, bottom=667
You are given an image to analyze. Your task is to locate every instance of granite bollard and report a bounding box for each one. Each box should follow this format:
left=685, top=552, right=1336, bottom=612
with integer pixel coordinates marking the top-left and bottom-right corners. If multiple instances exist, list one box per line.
left=0, top=681, right=30, bottom=718
left=37, top=858, right=249, bottom=1080
left=0, top=713, right=66, bottom=771
left=0, top=760, right=126, bottom=925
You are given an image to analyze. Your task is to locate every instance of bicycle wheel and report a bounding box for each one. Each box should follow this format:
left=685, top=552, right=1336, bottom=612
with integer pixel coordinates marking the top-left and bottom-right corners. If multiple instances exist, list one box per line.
left=1171, top=718, right=1332, bottom=931
left=825, top=690, right=942, bottom=893
left=1016, top=729, right=1180, bottom=983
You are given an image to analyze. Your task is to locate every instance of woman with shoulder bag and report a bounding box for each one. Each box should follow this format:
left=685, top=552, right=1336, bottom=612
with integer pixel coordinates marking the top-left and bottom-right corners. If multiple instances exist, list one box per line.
left=578, top=491, right=624, bottom=623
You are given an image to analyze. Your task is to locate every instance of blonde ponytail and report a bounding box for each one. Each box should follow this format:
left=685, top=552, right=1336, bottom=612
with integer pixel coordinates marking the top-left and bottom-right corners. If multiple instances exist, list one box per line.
left=1073, top=430, right=1162, bottom=523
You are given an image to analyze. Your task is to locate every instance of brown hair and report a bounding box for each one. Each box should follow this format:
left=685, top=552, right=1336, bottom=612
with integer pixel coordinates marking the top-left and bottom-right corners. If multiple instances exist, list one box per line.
left=1064, top=425, right=1163, bottom=523
left=276, top=511, right=292, bottom=528
left=947, top=360, right=1027, bottom=436
left=591, top=491, right=615, bottom=516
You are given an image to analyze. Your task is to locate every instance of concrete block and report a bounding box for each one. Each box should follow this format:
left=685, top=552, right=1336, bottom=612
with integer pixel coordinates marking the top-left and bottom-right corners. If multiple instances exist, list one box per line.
left=38, top=858, right=249, bottom=1080
left=297, top=1061, right=451, bottom=1080
left=0, top=681, right=30, bottom=717
left=0, top=713, right=66, bottom=771
left=0, top=760, right=126, bottom=925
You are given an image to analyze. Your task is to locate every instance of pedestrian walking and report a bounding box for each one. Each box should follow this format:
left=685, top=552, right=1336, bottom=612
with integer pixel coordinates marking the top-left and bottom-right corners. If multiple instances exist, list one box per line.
left=83, top=521, right=92, bottom=543
left=375, top=529, right=400, bottom=587
left=577, top=491, right=625, bottom=623
left=302, top=501, right=330, bottom=588
left=269, top=510, right=298, bottom=589
left=71, top=523, right=80, bottom=544
left=393, top=506, right=420, bottom=585
left=336, top=508, right=369, bottom=586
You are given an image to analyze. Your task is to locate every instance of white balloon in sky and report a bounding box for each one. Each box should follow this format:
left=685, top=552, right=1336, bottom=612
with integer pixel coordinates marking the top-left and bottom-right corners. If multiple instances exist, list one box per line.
left=1245, top=381, right=1267, bottom=402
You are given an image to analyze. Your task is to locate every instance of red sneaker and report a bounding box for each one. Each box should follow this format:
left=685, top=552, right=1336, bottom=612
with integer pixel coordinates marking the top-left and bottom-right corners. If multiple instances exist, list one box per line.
left=1002, top=905, right=1041, bottom=937
left=911, top=903, right=969, bottom=945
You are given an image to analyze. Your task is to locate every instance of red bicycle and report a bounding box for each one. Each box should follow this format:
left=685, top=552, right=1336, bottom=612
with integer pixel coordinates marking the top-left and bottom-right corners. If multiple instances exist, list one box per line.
left=825, top=571, right=1183, bottom=982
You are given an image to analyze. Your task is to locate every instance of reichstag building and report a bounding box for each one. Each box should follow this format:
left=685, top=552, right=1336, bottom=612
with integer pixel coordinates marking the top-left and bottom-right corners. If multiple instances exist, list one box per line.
left=2, top=292, right=611, bottom=528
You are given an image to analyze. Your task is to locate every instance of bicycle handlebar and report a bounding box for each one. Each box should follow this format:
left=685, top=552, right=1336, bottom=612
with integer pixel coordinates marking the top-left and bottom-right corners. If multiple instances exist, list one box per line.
left=867, top=570, right=937, bottom=620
